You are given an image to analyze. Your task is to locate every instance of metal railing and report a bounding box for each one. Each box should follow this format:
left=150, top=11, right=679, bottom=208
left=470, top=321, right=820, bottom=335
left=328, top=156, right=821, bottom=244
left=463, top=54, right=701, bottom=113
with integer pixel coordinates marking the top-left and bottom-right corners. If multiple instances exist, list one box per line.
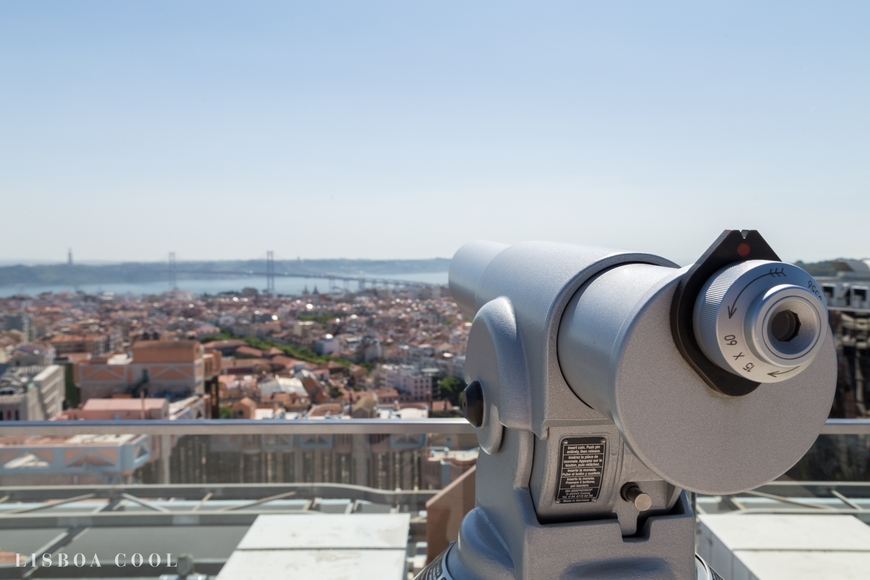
left=0, top=418, right=475, bottom=436
left=0, top=417, right=865, bottom=436
left=819, top=418, right=870, bottom=435
left=698, top=481, right=870, bottom=517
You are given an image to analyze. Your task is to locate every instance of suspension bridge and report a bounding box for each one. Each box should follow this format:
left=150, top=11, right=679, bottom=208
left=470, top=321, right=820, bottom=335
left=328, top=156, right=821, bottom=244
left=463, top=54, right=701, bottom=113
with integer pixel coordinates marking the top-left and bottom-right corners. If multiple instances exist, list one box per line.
left=167, top=251, right=441, bottom=293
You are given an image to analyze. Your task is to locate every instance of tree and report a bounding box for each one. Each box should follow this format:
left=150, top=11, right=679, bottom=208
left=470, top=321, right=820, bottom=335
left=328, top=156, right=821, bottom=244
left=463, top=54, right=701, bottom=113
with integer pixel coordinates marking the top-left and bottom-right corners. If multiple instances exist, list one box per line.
left=438, top=376, right=466, bottom=405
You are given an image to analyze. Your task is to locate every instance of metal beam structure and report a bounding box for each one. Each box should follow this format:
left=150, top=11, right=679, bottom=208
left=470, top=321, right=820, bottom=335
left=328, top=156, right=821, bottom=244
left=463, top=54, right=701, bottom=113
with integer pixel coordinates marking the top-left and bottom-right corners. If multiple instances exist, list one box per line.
left=0, top=482, right=440, bottom=505
left=1, top=481, right=867, bottom=530
left=697, top=481, right=870, bottom=519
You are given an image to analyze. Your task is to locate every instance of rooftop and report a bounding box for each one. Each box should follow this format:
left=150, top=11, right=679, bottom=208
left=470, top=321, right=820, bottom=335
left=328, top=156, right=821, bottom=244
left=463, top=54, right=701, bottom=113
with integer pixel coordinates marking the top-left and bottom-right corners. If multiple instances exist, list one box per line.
left=81, top=398, right=167, bottom=411
left=0, top=365, right=57, bottom=396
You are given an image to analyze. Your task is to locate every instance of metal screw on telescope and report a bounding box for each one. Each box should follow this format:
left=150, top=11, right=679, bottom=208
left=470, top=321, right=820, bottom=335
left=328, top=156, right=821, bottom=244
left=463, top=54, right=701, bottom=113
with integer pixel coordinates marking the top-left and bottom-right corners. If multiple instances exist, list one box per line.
left=461, top=380, right=484, bottom=427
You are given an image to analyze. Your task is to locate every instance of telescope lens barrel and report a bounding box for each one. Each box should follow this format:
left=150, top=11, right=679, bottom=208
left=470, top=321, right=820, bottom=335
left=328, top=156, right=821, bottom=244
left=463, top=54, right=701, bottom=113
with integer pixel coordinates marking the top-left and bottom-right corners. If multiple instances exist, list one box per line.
left=693, top=260, right=828, bottom=383
left=448, top=241, right=509, bottom=319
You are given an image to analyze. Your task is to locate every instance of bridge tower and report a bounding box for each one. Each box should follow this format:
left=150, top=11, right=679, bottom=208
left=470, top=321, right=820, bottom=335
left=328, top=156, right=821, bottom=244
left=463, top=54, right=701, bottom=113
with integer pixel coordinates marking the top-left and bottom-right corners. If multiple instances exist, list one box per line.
left=168, top=252, right=177, bottom=289
left=266, top=251, right=275, bottom=294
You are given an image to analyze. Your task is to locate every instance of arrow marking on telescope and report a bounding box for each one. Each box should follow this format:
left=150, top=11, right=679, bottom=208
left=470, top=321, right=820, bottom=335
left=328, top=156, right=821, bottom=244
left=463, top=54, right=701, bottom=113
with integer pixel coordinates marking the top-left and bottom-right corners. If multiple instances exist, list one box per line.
left=727, top=268, right=787, bottom=319
left=768, top=367, right=799, bottom=378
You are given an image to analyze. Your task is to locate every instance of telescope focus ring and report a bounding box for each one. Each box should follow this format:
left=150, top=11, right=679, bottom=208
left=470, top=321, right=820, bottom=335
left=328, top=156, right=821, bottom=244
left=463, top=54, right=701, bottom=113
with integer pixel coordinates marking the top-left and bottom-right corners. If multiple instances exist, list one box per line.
left=693, top=260, right=828, bottom=384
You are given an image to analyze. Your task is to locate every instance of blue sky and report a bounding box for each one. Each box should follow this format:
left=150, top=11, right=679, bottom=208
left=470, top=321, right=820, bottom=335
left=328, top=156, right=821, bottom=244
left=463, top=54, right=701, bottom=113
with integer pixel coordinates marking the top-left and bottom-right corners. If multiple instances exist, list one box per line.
left=1, top=1, right=867, bottom=265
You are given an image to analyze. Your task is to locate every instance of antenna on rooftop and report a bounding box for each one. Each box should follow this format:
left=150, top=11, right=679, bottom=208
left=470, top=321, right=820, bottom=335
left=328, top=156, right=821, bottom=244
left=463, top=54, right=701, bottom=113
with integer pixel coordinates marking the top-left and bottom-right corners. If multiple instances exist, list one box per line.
left=169, top=252, right=177, bottom=289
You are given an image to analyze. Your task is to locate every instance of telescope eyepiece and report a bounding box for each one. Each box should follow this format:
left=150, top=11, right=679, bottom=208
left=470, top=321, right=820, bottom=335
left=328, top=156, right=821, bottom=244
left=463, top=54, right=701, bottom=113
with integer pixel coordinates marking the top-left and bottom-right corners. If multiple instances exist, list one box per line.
left=770, top=309, right=800, bottom=343
left=693, top=260, right=828, bottom=383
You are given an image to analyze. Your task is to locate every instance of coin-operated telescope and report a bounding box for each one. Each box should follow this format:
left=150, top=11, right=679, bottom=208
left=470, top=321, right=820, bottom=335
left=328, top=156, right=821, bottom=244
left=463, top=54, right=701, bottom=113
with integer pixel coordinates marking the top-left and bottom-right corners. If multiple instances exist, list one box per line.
left=419, top=231, right=836, bottom=580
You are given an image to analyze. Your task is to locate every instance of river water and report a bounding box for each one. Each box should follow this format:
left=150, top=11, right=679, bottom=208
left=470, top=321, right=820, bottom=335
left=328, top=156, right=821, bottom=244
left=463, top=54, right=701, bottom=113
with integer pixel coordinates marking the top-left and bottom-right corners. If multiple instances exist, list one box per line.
left=0, top=272, right=449, bottom=298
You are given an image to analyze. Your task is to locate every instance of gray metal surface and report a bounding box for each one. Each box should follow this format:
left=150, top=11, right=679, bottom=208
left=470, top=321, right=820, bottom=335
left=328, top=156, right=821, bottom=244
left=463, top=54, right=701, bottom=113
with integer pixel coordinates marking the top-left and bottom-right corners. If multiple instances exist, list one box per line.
left=463, top=297, right=530, bottom=454
left=558, top=262, right=837, bottom=494
left=445, top=396, right=695, bottom=579
left=449, top=241, right=509, bottom=320
left=462, top=241, right=677, bottom=438
left=481, top=421, right=691, bottom=576
left=528, top=424, right=681, bottom=533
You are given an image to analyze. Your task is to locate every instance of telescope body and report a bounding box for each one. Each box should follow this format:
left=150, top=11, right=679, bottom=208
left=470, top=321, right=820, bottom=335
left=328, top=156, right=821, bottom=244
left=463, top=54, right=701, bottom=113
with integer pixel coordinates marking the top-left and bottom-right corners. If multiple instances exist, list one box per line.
left=420, top=233, right=836, bottom=580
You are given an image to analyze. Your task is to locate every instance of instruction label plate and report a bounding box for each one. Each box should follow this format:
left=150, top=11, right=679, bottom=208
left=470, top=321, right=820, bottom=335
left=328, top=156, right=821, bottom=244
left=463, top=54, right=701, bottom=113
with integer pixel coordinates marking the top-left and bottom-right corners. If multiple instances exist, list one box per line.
left=555, top=436, right=606, bottom=504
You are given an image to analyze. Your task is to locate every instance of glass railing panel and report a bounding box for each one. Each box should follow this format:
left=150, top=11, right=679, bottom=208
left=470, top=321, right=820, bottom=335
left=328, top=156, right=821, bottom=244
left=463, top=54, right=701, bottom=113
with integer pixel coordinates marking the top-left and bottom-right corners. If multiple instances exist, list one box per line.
left=0, top=427, right=479, bottom=491
left=694, top=427, right=870, bottom=520
left=0, top=421, right=478, bottom=578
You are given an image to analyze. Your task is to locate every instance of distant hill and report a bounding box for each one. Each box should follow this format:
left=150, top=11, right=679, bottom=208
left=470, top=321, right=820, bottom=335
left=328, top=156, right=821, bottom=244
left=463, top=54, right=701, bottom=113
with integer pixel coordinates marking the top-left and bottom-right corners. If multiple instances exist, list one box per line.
left=0, top=257, right=846, bottom=288
left=793, top=260, right=840, bottom=278
left=0, top=258, right=450, bottom=287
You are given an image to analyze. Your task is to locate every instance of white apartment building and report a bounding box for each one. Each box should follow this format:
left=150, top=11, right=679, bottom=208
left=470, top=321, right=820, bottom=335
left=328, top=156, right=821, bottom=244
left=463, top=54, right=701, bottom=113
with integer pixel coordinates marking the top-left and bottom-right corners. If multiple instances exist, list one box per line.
left=383, top=364, right=433, bottom=403
left=0, top=365, right=65, bottom=421
left=315, top=334, right=339, bottom=355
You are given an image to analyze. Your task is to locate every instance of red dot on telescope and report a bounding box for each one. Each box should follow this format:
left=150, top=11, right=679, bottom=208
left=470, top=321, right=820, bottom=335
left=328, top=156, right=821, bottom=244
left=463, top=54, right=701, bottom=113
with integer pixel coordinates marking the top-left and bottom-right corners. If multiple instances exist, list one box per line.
left=737, top=243, right=751, bottom=257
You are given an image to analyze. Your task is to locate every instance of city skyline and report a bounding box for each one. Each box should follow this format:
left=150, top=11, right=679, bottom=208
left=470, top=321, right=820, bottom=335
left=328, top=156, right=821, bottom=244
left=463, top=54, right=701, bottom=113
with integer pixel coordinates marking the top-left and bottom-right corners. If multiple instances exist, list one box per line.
left=1, top=2, right=868, bottom=265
